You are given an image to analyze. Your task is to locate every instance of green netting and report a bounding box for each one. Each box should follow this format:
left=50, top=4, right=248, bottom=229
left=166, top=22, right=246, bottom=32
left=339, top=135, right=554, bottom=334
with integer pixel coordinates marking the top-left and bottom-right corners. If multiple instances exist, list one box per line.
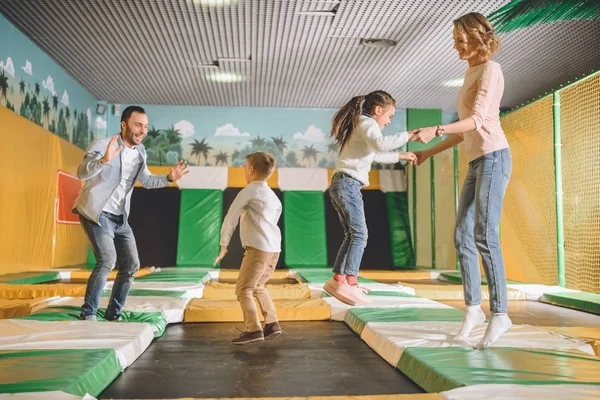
left=18, top=305, right=167, bottom=337
left=137, top=269, right=210, bottom=283
left=397, top=347, right=600, bottom=393
left=176, top=189, right=222, bottom=266
left=283, top=191, right=327, bottom=267
left=344, top=307, right=464, bottom=335
left=541, top=292, right=600, bottom=315
left=103, top=289, right=187, bottom=298
left=0, top=349, right=121, bottom=397
left=386, top=192, right=416, bottom=268
left=407, top=109, right=443, bottom=269
left=0, top=271, right=61, bottom=285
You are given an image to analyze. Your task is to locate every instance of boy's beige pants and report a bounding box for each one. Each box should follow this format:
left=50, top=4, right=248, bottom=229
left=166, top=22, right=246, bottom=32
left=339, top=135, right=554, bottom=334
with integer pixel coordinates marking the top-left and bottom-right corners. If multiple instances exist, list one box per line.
left=235, top=247, right=280, bottom=332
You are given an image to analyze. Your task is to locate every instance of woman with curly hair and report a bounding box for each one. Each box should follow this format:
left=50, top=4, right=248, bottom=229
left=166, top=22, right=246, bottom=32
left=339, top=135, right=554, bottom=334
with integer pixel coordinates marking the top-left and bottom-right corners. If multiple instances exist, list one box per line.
left=411, top=13, right=512, bottom=348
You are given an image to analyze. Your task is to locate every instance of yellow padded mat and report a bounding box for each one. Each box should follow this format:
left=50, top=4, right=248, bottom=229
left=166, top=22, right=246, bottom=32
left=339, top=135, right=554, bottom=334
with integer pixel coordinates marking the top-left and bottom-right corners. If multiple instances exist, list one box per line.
left=0, top=283, right=86, bottom=300
left=544, top=327, right=600, bottom=357
left=218, top=269, right=293, bottom=280
left=184, top=299, right=331, bottom=322
left=399, top=282, right=527, bottom=301
left=0, top=297, right=52, bottom=319
left=203, top=282, right=310, bottom=300
left=69, top=266, right=154, bottom=280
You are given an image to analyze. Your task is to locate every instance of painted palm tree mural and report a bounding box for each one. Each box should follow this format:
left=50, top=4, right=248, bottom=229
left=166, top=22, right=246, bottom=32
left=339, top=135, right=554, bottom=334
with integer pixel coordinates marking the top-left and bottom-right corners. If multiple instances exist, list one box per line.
left=141, top=125, right=184, bottom=166
left=327, top=142, right=338, bottom=154
left=302, top=144, right=319, bottom=167
left=271, top=136, right=288, bottom=154
left=214, top=151, right=229, bottom=166
left=0, top=71, right=8, bottom=101
left=189, top=138, right=213, bottom=166
left=250, top=135, right=266, bottom=150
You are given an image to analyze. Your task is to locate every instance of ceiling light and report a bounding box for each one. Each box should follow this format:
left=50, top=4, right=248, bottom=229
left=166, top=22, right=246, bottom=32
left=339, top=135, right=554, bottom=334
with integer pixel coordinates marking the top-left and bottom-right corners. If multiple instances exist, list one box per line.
left=206, top=72, right=245, bottom=83
left=442, top=78, right=464, bottom=87
left=360, top=38, right=397, bottom=48
left=192, top=0, right=237, bottom=6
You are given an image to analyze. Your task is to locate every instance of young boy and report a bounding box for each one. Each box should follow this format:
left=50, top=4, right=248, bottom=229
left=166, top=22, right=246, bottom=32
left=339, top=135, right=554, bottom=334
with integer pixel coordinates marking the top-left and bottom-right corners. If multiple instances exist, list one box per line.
left=214, top=152, right=283, bottom=345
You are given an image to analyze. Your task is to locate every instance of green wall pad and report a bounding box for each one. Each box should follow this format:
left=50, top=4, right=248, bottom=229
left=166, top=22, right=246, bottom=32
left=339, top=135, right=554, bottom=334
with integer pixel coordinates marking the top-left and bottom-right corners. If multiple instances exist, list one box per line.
left=283, top=191, right=327, bottom=267
left=386, top=192, right=416, bottom=268
left=137, top=269, right=210, bottom=284
left=541, top=292, right=600, bottom=315
left=0, top=348, right=121, bottom=397
left=87, top=246, right=96, bottom=266
left=397, top=347, right=600, bottom=393
left=19, top=305, right=168, bottom=338
left=177, top=189, right=222, bottom=266
left=344, top=307, right=464, bottom=335
left=0, top=271, right=61, bottom=285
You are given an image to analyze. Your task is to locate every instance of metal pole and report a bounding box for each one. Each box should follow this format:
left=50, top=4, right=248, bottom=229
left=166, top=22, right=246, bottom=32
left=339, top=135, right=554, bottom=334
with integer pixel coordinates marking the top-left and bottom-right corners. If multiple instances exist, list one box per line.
left=412, top=164, right=417, bottom=265
left=430, top=156, right=436, bottom=269
left=454, top=146, right=460, bottom=271
left=553, top=91, right=566, bottom=287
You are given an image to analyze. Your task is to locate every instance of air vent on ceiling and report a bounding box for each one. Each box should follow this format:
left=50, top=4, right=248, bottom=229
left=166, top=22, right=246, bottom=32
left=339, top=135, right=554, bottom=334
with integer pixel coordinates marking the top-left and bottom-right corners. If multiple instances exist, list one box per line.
left=360, top=38, right=397, bottom=48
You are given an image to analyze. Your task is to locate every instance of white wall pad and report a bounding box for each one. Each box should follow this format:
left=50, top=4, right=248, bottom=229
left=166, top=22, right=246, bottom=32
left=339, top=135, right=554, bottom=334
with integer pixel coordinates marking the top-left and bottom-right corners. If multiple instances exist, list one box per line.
left=440, top=384, right=600, bottom=400
left=507, top=284, right=580, bottom=301
left=104, top=281, right=204, bottom=298
left=48, top=296, right=192, bottom=324
left=361, top=322, right=596, bottom=368
left=0, top=392, right=96, bottom=400
left=176, top=166, right=228, bottom=190
left=51, top=269, right=74, bottom=280
left=380, top=170, right=407, bottom=193
left=324, top=295, right=454, bottom=321
left=0, top=319, right=154, bottom=369
left=278, top=168, right=328, bottom=191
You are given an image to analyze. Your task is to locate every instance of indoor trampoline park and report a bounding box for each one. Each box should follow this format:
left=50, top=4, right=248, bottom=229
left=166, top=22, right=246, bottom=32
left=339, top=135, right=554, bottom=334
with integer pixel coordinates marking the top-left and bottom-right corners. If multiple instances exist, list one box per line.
left=0, top=1, right=600, bottom=399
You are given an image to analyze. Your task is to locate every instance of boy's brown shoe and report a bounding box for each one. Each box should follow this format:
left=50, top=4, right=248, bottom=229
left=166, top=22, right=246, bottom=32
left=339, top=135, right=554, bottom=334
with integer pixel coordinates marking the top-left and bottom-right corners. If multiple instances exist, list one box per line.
left=232, top=330, right=264, bottom=345
left=264, top=321, right=282, bottom=340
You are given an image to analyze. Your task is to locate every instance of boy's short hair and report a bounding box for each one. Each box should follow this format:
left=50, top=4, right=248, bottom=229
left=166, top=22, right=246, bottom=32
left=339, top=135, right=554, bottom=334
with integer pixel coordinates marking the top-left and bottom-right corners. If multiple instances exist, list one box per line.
left=246, top=152, right=276, bottom=178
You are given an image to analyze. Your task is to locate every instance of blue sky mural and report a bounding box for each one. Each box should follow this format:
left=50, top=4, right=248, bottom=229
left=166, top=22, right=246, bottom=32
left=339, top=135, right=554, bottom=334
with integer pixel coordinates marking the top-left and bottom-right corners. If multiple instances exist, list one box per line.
left=0, top=13, right=106, bottom=148
left=107, top=104, right=413, bottom=168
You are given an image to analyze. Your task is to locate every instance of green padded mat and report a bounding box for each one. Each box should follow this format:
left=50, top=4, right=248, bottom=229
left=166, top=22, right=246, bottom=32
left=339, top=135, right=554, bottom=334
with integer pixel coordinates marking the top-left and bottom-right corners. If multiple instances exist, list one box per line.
left=344, top=307, right=464, bottom=335
left=18, top=305, right=167, bottom=338
left=0, top=271, right=61, bottom=285
left=137, top=269, right=210, bottom=283
left=0, top=348, right=121, bottom=397
left=295, top=270, right=378, bottom=284
left=283, top=191, right=327, bottom=267
left=367, top=291, right=416, bottom=297
left=177, top=189, right=222, bottom=266
left=397, top=347, right=600, bottom=393
left=439, top=271, right=521, bottom=285
left=541, top=291, right=600, bottom=315
left=386, top=192, right=416, bottom=268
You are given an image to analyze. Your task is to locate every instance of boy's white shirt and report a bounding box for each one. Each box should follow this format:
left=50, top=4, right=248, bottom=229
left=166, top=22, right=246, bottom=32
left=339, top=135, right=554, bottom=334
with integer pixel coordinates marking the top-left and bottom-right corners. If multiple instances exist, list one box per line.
left=220, top=181, right=282, bottom=253
left=334, top=115, right=409, bottom=186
